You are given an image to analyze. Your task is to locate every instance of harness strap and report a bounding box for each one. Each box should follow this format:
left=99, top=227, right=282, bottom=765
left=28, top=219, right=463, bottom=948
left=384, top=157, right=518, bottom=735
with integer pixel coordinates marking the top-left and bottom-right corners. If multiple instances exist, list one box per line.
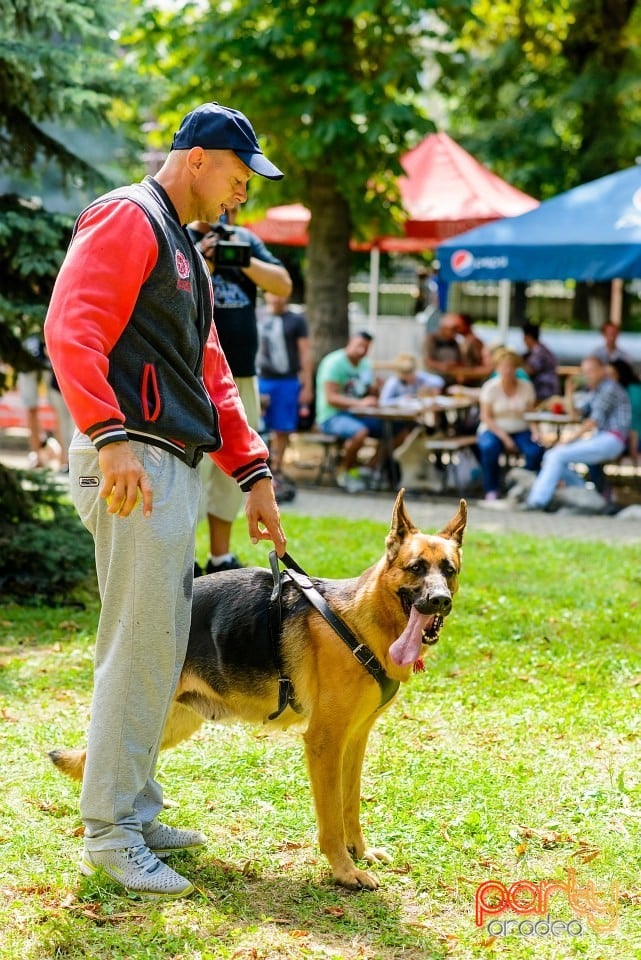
left=269, top=551, right=400, bottom=712
left=267, top=551, right=300, bottom=720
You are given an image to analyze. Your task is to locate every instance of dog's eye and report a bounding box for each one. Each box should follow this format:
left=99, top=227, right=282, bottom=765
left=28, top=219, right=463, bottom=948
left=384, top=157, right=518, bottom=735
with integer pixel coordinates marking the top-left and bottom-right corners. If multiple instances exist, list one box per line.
left=407, top=560, right=426, bottom=575
left=442, top=561, right=458, bottom=577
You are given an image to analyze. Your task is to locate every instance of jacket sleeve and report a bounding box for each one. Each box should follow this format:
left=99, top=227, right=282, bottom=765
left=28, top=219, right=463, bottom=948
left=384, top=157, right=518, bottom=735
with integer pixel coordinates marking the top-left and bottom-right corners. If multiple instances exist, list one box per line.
left=202, top=323, right=271, bottom=491
left=44, top=200, right=158, bottom=439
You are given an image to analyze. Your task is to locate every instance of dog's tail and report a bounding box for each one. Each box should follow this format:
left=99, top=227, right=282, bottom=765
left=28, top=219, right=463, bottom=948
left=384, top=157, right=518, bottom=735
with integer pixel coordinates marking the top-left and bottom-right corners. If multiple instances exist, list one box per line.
left=49, top=748, right=86, bottom=781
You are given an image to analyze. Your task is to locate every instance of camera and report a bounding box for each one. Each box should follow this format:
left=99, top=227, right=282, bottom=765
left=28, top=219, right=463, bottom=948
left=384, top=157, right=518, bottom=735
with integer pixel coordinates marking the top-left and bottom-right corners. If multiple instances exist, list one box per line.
left=208, top=223, right=251, bottom=269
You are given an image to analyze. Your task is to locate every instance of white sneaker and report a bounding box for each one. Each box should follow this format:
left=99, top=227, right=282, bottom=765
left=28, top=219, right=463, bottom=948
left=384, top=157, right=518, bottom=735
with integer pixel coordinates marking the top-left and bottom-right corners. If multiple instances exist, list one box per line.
left=336, top=470, right=367, bottom=493
left=80, top=844, right=194, bottom=899
left=143, top=821, right=206, bottom=856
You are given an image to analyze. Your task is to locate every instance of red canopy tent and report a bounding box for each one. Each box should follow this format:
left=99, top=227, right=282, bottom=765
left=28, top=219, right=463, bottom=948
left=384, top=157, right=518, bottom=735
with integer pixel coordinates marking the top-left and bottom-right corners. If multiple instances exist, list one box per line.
left=246, top=202, right=311, bottom=246
left=245, top=133, right=537, bottom=250
left=243, top=133, right=538, bottom=319
left=398, top=131, right=538, bottom=244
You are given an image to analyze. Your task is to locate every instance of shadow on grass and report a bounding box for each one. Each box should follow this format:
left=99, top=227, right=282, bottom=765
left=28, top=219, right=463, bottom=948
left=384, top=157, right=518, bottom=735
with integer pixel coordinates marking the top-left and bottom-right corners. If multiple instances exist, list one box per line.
left=69, top=851, right=449, bottom=959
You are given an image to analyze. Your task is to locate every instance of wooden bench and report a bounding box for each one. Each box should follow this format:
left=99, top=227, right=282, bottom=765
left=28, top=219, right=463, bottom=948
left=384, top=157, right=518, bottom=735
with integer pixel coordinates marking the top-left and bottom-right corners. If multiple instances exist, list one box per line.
left=288, top=431, right=345, bottom=485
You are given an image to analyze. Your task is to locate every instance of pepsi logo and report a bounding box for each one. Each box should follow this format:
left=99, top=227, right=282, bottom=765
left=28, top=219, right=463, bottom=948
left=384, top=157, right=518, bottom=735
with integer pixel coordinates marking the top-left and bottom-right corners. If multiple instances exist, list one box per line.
left=450, top=249, right=475, bottom=277
left=175, top=250, right=191, bottom=279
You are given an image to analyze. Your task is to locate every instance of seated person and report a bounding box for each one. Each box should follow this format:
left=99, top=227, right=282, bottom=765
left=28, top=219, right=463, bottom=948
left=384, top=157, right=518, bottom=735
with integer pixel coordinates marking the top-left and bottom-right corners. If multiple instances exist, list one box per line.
left=315, top=331, right=382, bottom=493
left=594, top=321, right=633, bottom=366
left=454, top=313, right=492, bottom=384
left=521, top=322, right=559, bottom=404
left=378, top=353, right=444, bottom=451
left=525, top=355, right=631, bottom=511
left=379, top=353, right=444, bottom=405
left=477, top=348, right=544, bottom=501
left=609, top=358, right=641, bottom=463
left=423, top=313, right=463, bottom=385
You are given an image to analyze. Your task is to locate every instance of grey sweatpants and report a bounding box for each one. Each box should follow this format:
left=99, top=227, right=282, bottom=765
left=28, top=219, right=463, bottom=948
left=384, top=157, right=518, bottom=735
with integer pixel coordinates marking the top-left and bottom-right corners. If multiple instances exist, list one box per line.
left=69, top=434, right=201, bottom=851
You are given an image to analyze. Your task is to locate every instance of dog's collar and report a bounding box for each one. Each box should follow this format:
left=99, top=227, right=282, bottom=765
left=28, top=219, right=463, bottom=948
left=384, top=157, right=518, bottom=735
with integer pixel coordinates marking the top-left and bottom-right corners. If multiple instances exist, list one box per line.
left=269, top=552, right=400, bottom=713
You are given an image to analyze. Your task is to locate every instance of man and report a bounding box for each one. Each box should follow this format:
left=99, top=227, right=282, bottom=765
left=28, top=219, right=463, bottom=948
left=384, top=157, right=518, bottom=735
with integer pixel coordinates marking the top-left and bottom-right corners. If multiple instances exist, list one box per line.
left=594, top=320, right=633, bottom=366
left=256, top=291, right=313, bottom=486
left=521, top=321, right=559, bottom=404
left=315, top=331, right=381, bottom=493
left=189, top=207, right=292, bottom=572
left=44, top=102, right=287, bottom=899
left=525, top=354, right=630, bottom=511
left=423, top=313, right=463, bottom=385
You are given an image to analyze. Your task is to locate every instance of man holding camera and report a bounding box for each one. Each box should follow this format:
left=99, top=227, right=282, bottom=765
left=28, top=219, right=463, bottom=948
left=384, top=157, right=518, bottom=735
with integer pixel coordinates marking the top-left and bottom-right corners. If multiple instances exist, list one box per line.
left=188, top=207, right=292, bottom=574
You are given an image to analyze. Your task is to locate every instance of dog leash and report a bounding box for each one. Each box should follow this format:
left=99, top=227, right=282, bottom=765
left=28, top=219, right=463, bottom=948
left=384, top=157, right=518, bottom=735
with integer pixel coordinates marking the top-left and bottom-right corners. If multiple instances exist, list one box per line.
left=267, top=551, right=400, bottom=720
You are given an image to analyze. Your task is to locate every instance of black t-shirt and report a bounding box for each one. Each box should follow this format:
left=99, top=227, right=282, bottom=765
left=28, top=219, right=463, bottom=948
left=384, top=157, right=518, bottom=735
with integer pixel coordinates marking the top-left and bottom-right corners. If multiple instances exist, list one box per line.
left=209, top=226, right=285, bottom=378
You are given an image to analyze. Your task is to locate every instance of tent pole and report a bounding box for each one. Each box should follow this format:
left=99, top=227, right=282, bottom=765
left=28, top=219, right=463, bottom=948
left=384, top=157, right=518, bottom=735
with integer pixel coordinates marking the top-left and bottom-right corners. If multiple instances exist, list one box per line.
left=497, top=279, right=511, bottom=343
left=368, top=245, right=380, bottom=333
left=609, top=278, right=623, bottom=326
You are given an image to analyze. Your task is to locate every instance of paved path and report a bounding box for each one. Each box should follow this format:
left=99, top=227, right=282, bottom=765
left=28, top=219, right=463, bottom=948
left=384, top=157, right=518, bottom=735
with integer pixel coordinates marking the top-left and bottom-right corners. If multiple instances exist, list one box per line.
left=280, top=486, right=641, bottom=543
left=3, top=437, right=640, bottom=543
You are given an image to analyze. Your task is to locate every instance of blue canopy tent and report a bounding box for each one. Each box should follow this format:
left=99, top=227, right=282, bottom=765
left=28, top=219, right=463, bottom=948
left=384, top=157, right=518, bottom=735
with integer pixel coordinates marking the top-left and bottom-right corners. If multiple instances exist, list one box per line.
left=437, top=164, right=641, bottom=283
left=437, top=165, right=641, bottom=338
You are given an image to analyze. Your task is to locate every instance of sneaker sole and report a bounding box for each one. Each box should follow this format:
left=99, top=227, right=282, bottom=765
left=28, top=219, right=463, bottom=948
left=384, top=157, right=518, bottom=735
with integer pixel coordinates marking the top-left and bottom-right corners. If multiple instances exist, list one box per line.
left=149, top=843, right=204, bottom=857
left=80, top=857, right=194, bottom=899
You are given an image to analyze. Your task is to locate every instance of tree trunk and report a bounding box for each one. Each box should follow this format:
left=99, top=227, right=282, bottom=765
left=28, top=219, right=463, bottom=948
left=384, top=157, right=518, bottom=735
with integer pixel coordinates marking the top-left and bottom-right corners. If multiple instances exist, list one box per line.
left=305, top=173, right=352, bottom=366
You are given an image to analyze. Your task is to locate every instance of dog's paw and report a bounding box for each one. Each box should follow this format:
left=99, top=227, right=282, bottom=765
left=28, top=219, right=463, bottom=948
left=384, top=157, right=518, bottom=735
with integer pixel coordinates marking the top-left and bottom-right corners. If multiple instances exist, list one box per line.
left=334, top=866, right=380, bottom=891
left=362, top=846, right=392, bottom=866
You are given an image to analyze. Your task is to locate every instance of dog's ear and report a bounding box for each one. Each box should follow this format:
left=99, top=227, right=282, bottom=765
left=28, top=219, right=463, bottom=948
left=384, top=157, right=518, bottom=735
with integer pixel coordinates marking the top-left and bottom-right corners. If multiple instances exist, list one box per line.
left=386, top=488, right=418, bottom=561
left=437, top=498, right=467, bottom=546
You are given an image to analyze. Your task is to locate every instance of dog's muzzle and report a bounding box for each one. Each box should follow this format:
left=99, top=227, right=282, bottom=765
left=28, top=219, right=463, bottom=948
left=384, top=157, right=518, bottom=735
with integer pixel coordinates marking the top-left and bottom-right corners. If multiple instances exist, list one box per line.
left=390, top=590, right=452, bottom=667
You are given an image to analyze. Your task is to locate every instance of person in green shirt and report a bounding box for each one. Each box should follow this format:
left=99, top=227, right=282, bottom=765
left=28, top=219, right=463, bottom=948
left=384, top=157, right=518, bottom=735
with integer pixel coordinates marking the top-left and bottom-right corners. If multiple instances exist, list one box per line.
left=315, top=331, right=382, bottom=492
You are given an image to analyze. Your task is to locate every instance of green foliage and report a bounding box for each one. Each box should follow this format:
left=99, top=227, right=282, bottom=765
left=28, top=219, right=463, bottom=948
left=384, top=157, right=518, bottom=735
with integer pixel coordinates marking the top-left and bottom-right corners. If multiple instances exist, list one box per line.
left=436, top=0, right=641, bottom=198
left=0, top=0, right=149, bottom=380
left=124, top=0, right=470, bottom=352
left=0, top=0, right=136, bottom=177
left=125, top=0, right=459, bottom=232
left=0, top=466, right=95, bottom=603
left=0, top=196, right=73, bottom=377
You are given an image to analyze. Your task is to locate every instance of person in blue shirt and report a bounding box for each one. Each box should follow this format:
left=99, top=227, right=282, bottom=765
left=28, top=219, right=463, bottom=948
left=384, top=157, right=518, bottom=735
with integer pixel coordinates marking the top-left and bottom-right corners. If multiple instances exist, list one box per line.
left=525, top=354, right=631, bottom=510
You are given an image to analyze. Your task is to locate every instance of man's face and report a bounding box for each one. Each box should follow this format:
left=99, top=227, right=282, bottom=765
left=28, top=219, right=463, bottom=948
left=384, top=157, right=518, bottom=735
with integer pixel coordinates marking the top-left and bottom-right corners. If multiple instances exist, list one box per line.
left=347, top=335, right=372, bottom=361
left=191, top=150, right=253, bottom=223
left=440, top=316, right=459, bottom=339
left=266, top=292, right=287, bottom=314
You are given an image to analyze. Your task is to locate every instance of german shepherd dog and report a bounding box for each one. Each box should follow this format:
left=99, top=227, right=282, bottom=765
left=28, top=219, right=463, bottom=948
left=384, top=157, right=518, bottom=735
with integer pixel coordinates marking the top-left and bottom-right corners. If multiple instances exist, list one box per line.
left=51, top=491, right=466, bottom=890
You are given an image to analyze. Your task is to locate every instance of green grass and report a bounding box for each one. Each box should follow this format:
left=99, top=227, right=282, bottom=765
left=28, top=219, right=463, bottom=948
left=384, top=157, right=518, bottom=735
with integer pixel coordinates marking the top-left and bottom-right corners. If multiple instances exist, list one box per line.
left=1, top=506, right=640, bottom=960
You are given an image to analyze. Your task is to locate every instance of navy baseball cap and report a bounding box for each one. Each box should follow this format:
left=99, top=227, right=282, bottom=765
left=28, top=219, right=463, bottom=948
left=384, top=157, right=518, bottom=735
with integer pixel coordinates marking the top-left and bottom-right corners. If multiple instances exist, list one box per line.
left=170, top=102, right=284, bottom=180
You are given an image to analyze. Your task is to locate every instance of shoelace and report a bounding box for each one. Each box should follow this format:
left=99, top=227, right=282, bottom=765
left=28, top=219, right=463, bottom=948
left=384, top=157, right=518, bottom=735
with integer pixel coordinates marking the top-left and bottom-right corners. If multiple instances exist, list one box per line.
left=126, top=845, right=162, bottom=874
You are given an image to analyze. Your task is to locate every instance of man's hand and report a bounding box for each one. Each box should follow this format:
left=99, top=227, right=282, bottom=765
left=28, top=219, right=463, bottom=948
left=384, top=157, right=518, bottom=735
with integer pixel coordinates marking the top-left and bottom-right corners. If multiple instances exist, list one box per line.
left=245, top=476, right=287, bottom=557
left=98, top=442, right=153, bottom=518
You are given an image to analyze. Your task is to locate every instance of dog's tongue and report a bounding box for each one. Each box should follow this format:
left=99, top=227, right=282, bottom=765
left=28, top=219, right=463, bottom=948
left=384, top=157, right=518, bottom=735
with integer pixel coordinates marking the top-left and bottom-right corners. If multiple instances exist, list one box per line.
left=389, top=607, right=432, bottom=666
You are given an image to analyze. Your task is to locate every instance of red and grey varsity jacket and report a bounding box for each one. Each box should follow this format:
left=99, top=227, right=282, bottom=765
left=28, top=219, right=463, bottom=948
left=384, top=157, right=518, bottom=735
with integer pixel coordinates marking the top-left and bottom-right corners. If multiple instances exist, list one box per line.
left=44, top=177, right=270, bottom=490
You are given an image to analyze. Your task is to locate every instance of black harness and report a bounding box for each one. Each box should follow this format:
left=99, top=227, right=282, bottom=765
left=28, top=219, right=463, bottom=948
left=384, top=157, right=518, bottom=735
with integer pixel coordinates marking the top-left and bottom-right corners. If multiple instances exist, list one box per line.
left=267, top=551, right=400, bottom=720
